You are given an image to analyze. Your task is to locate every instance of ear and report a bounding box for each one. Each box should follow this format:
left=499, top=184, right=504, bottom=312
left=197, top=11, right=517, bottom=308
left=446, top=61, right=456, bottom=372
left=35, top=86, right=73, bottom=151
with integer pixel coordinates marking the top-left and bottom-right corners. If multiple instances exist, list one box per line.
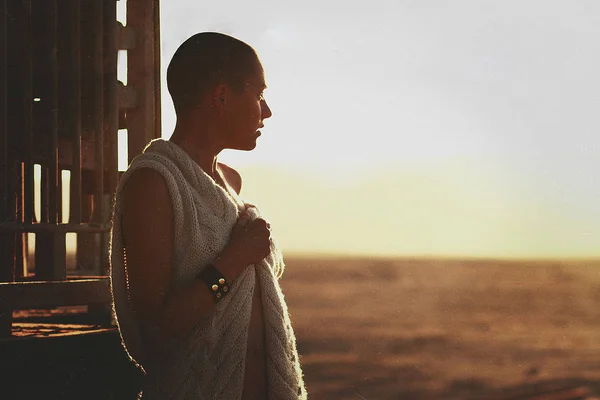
left=212, top=84, right=228, bottom=113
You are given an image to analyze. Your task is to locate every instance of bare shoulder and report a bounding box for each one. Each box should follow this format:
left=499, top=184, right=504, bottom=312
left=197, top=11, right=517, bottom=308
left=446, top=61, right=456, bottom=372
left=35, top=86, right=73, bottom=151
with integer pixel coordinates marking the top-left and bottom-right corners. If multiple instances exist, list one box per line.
left=122, top=167, right=168, bottom=200
left=218, top=162, right=242, bottom=195
left=121, top=167, right=172, bottom=257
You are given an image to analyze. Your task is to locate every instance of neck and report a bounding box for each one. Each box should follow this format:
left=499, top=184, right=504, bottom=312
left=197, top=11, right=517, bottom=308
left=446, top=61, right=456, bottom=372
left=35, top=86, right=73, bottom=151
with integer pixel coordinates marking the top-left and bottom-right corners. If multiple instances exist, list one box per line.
left=169, top=120, right=223, bottom=178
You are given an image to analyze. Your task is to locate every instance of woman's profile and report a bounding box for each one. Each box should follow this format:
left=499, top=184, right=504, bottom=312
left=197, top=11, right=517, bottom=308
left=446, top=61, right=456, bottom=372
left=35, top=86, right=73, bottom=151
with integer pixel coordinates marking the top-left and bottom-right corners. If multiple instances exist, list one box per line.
left=109, top=32, right=306, bottom=399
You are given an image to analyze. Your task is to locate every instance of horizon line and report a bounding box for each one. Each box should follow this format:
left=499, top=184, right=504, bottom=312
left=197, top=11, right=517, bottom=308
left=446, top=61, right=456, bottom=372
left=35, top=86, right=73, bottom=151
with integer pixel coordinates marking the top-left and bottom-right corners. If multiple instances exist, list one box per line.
left=281, top=250, right=600, bottom=263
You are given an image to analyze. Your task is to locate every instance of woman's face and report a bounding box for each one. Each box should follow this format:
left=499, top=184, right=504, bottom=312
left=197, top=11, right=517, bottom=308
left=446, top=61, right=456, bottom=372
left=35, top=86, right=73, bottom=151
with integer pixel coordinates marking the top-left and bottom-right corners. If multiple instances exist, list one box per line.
left=222, top=61, right=273, bottom=151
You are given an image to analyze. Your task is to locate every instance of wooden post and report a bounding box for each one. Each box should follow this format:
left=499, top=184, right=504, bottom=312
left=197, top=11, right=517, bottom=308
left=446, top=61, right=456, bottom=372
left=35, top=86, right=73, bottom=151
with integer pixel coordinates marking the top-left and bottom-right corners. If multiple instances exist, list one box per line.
left=19, top=1, right=34, bottom=226
left=33, top=0, right=66, bottom=281
left=104, top=0, right=119, bottom=200
left=92, top=0, right=104, bottom=227
left=0, top=0, right=11, bottom=337
left=76, top=1, right=104, bottom=274
left=66, top=0, right=82, bottom=225
left=127, top=0, right=161, bottom=162
left=101, top=0, right=119, bottom=277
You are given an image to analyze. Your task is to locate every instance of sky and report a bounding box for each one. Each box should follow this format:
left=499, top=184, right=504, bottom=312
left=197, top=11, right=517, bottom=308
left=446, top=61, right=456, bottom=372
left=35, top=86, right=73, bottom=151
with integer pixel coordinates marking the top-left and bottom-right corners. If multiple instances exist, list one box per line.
left=118, top=0, right=600, bottom=259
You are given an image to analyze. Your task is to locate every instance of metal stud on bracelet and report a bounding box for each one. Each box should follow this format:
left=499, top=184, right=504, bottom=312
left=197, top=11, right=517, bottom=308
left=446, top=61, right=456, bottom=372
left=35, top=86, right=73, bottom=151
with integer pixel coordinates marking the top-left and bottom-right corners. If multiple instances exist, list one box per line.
left=197, top=264, right=230, bottom=303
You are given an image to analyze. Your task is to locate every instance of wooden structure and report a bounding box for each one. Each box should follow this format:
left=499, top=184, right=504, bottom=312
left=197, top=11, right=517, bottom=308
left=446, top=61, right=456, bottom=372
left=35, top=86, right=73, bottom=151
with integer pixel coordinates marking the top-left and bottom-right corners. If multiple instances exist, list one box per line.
left=0, top=0, right=161, bottom=338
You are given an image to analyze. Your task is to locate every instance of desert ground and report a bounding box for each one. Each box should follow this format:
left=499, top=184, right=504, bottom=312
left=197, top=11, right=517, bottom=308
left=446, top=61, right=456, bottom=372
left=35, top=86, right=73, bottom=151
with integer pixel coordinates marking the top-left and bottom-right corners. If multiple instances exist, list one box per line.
left=279, top=256, right=600, bottom=399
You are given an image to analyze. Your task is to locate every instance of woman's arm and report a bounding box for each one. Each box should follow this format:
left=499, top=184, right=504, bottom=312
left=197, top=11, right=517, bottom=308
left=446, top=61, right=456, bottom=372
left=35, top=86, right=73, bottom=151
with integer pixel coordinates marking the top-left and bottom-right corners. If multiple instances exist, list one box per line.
left=120, top=167, right=246, bottom=359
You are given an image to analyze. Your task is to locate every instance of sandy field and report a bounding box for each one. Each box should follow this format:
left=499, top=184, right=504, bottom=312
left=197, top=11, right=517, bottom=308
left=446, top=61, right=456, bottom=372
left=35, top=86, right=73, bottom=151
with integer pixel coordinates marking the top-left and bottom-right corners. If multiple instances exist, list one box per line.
left=279, top=256, right=600, bottom=399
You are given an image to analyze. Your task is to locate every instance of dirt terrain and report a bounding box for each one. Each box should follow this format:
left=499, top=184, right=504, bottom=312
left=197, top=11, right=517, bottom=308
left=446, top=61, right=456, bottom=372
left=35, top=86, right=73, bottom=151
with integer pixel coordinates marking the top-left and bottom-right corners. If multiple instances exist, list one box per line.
left=279, top=256, right=600, bottom=399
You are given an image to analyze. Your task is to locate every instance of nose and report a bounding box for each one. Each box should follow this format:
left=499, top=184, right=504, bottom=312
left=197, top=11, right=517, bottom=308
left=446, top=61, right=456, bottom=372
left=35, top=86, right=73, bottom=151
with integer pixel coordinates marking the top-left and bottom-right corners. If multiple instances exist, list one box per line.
left=261, top=99, right=272, bottom=120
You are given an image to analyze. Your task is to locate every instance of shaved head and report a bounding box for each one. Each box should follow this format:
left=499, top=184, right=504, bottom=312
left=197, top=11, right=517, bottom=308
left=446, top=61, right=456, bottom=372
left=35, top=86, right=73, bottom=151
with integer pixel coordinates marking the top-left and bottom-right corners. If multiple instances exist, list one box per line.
left=167, top=32, right=260, bottom=116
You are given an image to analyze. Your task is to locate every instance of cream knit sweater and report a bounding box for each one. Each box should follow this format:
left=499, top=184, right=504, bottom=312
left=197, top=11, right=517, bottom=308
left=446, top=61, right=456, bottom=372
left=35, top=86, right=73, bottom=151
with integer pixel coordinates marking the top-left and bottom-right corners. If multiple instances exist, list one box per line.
left=109, top=138, right=306, bottom=399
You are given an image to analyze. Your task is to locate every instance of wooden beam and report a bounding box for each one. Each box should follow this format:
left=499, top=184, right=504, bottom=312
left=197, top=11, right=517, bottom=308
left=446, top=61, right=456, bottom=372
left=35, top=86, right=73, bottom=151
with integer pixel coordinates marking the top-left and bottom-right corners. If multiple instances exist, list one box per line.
left=0, top=0, right=10, bottom=338
left=126, top=0, right=161, bottom=161
left=59, top=0, right=82, bottom=224
left=0, top=279, right=111, bottom=310
left=117, top=22, right=136, bottom=50
left=10, top=0, right=34, bottom=225
left=46, top=0, right=59, bottom=225
left=91, top=0, right=104, bottom=224
left=0, top=223, right=109, bottom=234
left=104, top=0, right=119, bottom=199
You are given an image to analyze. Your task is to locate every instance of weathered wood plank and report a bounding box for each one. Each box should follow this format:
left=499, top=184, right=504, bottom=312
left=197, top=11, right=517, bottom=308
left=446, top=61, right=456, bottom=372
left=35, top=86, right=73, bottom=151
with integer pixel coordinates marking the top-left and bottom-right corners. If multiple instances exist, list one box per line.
left=126, top=0, right=161, bottom=161
left=59, top=0, right=82, bottom=224
left=0, top=223, right=109, bottom=234
left=0, top=279, right=111, bottom=310
left=0, top=0, right=10, bottom=337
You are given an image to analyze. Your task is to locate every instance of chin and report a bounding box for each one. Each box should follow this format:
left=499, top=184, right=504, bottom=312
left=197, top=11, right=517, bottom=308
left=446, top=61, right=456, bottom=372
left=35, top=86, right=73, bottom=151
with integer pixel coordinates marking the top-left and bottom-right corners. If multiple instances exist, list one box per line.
left=243, top=142, right=258, bottom=151
left=230, top=140, right=257, bottom=152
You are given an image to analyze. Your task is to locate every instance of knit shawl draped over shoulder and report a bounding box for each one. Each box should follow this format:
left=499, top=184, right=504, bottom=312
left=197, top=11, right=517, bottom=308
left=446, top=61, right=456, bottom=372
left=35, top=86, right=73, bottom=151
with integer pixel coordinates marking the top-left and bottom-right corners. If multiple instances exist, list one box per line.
left=109, top=138, right=306, bottom=399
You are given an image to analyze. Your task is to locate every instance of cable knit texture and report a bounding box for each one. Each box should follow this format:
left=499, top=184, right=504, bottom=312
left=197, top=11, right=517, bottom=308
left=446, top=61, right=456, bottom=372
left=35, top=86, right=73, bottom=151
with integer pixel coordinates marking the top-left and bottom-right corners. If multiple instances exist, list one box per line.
left=109, top=138, right=307, bottom=399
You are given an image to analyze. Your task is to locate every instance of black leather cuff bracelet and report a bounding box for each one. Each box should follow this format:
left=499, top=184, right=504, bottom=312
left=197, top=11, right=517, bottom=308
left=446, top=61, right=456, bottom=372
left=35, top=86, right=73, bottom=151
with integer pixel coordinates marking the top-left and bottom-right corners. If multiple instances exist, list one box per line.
left=196, top=264, right=230, bottom=303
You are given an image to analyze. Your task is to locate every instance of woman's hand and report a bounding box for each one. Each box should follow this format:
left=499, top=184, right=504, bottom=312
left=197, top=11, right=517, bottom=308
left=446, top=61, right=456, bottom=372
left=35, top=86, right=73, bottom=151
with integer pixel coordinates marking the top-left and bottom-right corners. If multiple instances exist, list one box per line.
left=230, top=212, right=272, bottom=265
left=215, top=212, right=272, bottom=280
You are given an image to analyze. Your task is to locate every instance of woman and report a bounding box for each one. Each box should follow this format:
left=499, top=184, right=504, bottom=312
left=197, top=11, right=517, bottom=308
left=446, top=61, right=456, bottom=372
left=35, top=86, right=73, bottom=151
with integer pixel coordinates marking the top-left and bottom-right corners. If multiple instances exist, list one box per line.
left=109, top=32, right=306, bottom=399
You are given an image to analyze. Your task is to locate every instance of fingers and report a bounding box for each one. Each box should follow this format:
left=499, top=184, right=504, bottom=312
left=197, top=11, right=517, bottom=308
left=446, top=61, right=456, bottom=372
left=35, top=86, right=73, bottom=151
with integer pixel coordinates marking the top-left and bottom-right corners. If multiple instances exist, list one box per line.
left=253, top=218, right=267, bottom=228
left=236, top=211, right=251, bottom=228
left=235, top=217, right=272, bottom=244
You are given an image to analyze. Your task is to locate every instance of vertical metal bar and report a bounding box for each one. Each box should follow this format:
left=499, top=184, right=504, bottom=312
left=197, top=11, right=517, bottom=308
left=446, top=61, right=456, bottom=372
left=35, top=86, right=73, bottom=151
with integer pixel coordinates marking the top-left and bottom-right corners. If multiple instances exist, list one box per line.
left=92, top=0, right=104, bottom=225
left=68, top=0, right=82, bottom=224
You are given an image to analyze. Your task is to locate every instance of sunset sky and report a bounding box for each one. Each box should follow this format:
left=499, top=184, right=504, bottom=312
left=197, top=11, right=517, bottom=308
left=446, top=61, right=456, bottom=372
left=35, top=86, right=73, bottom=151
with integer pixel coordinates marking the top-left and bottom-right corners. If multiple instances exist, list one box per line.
left=118, top=0, right=600, bottom=259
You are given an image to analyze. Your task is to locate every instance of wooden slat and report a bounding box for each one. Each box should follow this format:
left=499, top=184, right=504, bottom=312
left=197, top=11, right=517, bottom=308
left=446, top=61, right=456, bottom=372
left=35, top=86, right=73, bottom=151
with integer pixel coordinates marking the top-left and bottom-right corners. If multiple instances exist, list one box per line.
left=0, top=279, right=111, bottom=309
left=117, top=22, right=136, bottom=50
left=45, top=0, right=59, bottom=225
left=0, top=0, right=6, bottom=222
left=91, top=0, right=104, bottom=224
left=71, top=0, right=83, bottom=224
left=0, top=0, right=10, bottom=337
left=58, top=0, right=82, bottom=224
left=0, top=223, right=109, bottom=234
left=14, top=0, right=34, bottom=224
left=34, top=231, right=66, bottom=280
left=104, top=0, right=119, bottom=199
left=35, top=0, right=67, bottom=281
left=0, top=0, right=9, bottom=265
left=3, top=0, right=34, bottom=336
left=100, top=0, right=119, bottom=276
